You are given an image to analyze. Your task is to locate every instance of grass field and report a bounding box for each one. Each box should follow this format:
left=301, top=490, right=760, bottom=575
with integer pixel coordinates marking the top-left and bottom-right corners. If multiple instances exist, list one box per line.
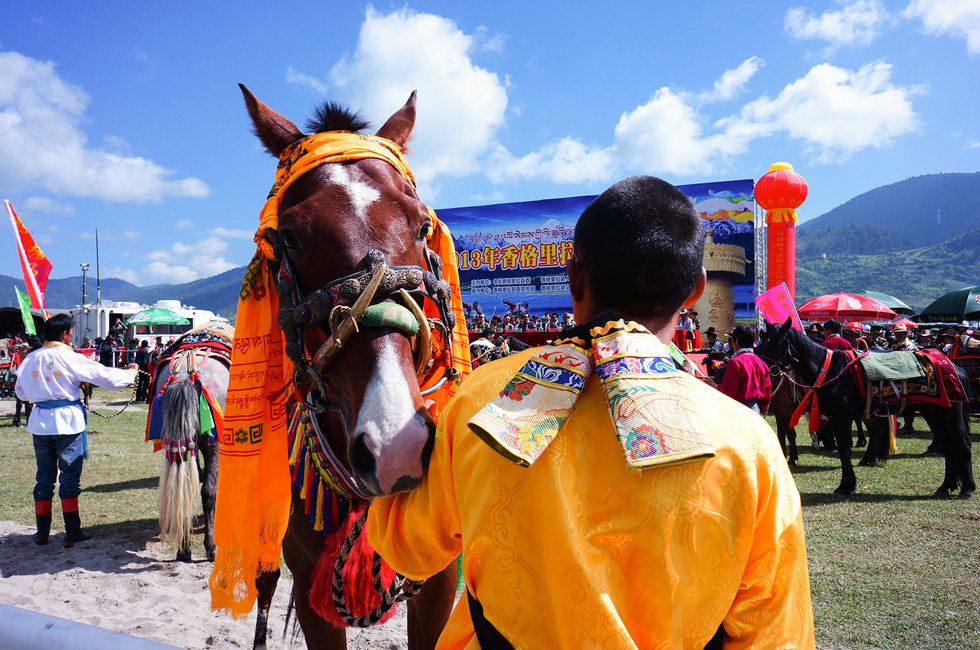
left=1, top=389, right=978, bottom=648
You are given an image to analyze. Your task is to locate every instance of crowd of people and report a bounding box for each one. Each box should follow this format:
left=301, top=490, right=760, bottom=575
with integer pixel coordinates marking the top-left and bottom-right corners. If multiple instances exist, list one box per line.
left=464, top=301, right=575, bottom=334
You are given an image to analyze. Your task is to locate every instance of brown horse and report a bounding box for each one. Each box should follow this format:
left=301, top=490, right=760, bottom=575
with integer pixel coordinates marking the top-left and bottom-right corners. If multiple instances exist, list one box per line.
left=241, top=86, right=458, bottom=649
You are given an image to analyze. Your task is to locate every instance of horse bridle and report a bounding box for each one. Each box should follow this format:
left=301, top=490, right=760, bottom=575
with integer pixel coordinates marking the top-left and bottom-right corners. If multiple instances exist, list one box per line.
left=270, top=234, right=458, bottom=415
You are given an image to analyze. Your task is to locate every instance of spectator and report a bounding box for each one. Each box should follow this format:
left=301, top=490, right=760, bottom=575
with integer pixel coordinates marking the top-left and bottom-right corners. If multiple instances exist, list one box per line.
left=821, top=320, right=852, bottom=351
left=707, top=325, right=772, bottom=414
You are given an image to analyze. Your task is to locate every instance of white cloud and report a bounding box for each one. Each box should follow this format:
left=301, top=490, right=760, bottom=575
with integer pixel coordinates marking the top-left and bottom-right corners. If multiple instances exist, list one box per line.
left=138, top=236, right=236, bottom=285
left=0, top=50, right=211, bottom=202
left=699, top=57, right=764, bottom=103
left=904, top=0, right=980, bottom=55
left=487, top=138, right=616, bottom=184
left=21, top=196, right=75, bottom=216
left=786, top=0, right=889, bottom=51
left=286, top=66, right=328, bottom=95
left=328, top=7, right=508, bottom=194
left=613, top=88, right=748, bottom=176
left=967, top=140, right=980, bottom=149
left=176, top=219, right=194, bottom=229
left=209, top=226, right=253, bottom=239
left=729, top=62, right=922, bottom=162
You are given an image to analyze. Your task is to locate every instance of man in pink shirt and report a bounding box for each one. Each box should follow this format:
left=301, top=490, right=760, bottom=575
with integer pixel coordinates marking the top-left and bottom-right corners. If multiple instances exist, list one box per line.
left=710, top=325, right=772, bottom=413
left=821, top=319, right=853, bottom=351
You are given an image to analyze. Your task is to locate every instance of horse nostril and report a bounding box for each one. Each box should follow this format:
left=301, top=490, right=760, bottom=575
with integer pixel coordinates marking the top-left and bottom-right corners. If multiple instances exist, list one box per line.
left=420, top=419, right=436, bottom=470
left=349, top=434, right=376, bottom=479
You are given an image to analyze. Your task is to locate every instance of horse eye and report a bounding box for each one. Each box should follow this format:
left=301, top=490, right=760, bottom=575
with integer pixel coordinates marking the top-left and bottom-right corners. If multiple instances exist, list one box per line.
left=282, top=232, right=302, bottom=251
left=418, top=220, right=433, bottom=242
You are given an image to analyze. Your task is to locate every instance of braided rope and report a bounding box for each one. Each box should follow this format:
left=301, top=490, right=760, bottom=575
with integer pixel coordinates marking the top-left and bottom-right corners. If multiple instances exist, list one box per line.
left=331, top=508, right=425, bottom=627
left=84, top=369, right=152, bottom=419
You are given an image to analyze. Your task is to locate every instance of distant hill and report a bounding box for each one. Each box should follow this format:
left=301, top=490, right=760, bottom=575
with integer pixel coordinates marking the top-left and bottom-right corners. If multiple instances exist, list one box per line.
left=800, top=172, right=980, bottom=246
left=0, top=266, right=246, bottom=319
left=796, top=225, right=980, bottom=309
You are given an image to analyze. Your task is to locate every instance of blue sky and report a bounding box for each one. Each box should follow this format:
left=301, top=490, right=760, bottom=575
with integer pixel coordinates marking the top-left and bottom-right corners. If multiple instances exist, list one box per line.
left=2, top=1, right=978, bottom=289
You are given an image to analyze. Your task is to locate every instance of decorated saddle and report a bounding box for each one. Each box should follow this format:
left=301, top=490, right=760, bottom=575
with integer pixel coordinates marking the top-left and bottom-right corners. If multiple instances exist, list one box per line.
left=468, top=317, right=714, bottom=470
left=145, top=321, right=234, bottom=452
left=850, top=348, right=968, bottom=417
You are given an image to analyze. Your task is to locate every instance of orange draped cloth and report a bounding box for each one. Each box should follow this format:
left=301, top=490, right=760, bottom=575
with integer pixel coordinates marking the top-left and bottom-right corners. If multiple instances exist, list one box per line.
left=210, top=131, right=469, bottom=617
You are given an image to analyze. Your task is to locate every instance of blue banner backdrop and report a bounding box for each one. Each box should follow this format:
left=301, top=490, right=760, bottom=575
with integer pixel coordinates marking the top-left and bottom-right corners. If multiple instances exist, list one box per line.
left=437, top=179, right=755, bottom=323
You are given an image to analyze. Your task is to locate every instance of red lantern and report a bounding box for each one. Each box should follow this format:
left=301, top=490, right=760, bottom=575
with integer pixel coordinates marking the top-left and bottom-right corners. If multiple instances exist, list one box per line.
left=755, top=163, right=807, bottom=299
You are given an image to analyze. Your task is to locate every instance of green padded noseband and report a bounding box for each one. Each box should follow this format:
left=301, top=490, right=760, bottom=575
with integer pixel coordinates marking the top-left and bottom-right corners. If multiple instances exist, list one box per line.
left=360, top=302, right=419, bottom=336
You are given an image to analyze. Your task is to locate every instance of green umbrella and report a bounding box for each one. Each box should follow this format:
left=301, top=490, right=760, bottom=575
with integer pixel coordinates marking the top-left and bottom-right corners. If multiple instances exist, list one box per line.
left=917, top=285, right=980, bottom=323
left=851, top=290, right=915, bottom=315
left=125, top=307, right=190, bottom=326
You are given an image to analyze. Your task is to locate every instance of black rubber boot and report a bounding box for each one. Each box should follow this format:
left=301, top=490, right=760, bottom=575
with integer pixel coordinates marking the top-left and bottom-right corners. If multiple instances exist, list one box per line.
left=63, top=510, right=93, bottom=547
left=33, top=513, right=51, bottom=546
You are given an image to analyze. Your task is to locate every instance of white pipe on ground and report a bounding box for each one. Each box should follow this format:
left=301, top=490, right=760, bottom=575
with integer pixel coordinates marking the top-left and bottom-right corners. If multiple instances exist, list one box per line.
left=0, top=603, right=182, bottom=650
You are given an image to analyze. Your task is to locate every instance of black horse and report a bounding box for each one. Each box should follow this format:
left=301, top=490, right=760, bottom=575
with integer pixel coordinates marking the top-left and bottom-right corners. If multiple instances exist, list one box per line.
left=757, top=319, right=974, bottom=500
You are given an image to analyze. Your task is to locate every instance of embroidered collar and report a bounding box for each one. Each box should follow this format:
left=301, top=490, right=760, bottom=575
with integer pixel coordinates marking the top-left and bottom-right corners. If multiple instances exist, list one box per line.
left=468, top=318, right=714, bottom=470
left=42, top=341, right=72, bottom=351
left=731, top=348, right=755, bottom=358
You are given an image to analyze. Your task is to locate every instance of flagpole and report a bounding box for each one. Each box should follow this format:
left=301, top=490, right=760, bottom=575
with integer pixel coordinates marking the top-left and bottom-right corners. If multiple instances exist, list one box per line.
left=96, top=229, right=102, bottom=308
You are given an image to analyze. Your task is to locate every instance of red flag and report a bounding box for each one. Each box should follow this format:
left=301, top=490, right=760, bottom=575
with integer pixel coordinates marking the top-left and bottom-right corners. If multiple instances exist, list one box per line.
left=4, top=200, right=52, bottom=313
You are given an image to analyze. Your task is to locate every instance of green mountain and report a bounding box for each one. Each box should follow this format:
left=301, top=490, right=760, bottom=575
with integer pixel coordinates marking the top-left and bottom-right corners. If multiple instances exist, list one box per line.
left=794, top=172, right=980, bottom=310
left=800, top=172, right=980, bottom=246
left=796, top=225, right=980, bottom=309
left=0, top=266, right=246, bottom=318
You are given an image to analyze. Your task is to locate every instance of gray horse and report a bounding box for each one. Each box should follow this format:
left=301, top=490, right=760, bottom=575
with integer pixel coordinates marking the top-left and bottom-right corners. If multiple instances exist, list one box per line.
left=152, top=330, right=231, bottom=562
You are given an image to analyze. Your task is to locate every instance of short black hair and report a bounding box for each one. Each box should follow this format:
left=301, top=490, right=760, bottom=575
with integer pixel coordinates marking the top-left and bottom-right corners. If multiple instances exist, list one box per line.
left=823, top=319, right=842, bottom=334
left=731, top=325, right=756, bottom=348
left=574, top=176, right=704, bottom=320
left=42, top=313, right=73, bottom=342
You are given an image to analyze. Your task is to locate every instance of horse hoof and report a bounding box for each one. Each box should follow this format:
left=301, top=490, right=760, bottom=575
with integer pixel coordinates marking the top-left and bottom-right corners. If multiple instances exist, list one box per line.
left=959, top=491, right=974, bottom=500
left=933, top=488, right=952, bottom=499
left=176, top=550, right=192, bottom=562
left=856, top=440, right=867, bottom=448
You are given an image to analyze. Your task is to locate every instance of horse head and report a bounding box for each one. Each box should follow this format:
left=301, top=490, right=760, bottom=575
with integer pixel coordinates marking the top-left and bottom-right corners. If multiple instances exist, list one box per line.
left=241, top=85, right=440, bottom=497
left=756, top=317, right=798, bottom=375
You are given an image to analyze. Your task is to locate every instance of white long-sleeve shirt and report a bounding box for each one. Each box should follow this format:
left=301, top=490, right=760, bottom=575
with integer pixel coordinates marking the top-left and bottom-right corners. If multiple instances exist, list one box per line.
left=15, top=342, right=136, bottom=436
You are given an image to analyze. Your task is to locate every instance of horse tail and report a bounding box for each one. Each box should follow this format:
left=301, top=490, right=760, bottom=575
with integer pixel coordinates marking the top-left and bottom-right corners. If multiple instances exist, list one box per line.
left=158, top=378, right=202, bottom=550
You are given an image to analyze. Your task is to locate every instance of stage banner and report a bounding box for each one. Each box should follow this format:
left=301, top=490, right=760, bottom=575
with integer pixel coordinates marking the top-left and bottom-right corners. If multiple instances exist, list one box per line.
left=436, top=179, right=755, bottom=324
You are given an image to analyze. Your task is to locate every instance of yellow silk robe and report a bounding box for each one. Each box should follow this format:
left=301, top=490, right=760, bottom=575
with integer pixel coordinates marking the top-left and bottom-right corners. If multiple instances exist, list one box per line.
left=368, top=348, right=814, bottom=649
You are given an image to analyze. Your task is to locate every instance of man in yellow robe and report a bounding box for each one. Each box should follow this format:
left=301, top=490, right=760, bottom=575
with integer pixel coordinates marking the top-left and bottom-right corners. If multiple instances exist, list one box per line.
left=368, top=176, right=814, bottom=649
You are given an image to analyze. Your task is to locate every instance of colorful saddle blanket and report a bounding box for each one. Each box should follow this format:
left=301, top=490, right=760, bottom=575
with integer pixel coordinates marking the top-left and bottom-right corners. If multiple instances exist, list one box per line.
left=852, top=349, right=968, bottom=408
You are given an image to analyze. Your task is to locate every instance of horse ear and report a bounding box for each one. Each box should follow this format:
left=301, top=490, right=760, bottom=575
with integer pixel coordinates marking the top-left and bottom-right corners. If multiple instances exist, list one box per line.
left=239, top=83, right=304, bottom=157
left=375, top=91, right=416, bottom=149
left=780, top=317, right=793, bottom=335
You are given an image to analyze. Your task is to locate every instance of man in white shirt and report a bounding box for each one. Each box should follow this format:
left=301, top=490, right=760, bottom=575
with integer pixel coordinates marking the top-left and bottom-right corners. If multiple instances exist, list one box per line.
left=16, top=314, right=138, bottom=546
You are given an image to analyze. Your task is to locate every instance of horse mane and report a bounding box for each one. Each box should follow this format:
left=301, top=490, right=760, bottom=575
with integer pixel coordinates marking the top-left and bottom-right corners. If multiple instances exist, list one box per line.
left=305, top=101, right=371, bottom=134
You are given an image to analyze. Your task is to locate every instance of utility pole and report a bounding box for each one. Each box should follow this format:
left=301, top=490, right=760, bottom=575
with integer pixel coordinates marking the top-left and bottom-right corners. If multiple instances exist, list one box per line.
left=80, top=263, right=89, bottom=306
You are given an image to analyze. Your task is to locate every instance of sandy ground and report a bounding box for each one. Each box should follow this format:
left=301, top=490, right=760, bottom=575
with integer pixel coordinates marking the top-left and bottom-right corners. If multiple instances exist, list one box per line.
left=0, top=396, right=411, bottom=649
left=0, top=519, right=411, bottom=649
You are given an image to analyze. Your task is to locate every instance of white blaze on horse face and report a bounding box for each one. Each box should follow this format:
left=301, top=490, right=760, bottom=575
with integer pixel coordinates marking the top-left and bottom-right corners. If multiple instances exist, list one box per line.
left=325, top=164, right=380, bottom=220
left=356, top=336, right=428, bottom=494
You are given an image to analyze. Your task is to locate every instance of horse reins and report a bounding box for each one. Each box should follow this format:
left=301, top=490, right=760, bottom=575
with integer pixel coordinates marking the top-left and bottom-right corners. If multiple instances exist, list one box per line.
left=272, top=236, right=460, bottom=626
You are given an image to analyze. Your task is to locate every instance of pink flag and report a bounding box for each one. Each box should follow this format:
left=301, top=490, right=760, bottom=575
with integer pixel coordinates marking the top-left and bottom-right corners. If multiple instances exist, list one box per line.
left=755, top=282, right=803, bottom=330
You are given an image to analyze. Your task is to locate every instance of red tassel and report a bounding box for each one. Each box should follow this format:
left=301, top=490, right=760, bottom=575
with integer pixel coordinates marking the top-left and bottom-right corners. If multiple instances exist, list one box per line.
left=308, top=501, right=398, bottom=627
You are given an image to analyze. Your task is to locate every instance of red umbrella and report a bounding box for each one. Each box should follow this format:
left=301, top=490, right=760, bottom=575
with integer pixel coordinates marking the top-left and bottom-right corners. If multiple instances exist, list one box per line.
left=798, top=292, right=898, bottom=322
left=888, top=317, right=918, bottom=329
